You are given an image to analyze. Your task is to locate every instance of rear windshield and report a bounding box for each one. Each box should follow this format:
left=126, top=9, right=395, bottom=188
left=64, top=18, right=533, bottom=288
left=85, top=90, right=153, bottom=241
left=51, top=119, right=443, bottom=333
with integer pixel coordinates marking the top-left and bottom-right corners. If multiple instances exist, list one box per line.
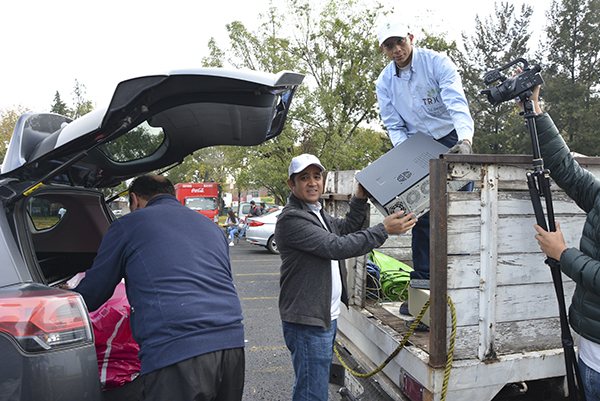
left=99, top=121, right=165, bottom=162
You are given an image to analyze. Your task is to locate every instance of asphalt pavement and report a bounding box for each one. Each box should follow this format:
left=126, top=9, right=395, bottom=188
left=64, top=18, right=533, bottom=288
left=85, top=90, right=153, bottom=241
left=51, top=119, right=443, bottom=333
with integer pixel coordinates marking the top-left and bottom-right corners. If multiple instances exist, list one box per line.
left=230, top=239, right=343, bottom=401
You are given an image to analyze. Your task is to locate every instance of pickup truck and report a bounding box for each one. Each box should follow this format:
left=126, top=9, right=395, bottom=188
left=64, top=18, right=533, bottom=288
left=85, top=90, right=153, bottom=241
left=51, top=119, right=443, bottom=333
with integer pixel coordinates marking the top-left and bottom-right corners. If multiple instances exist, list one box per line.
left=322, top=153, right=598, bottom=401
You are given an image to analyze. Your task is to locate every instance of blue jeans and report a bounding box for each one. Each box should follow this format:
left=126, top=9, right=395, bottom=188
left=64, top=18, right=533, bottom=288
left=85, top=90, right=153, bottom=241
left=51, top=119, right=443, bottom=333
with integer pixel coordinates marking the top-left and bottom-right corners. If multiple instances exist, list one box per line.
left=282, top=320, right=337, bottom=401
left=580, top=357, right=600, bottom=401
left=238, top=222, right=248, bottom=237
left=410, top=131, right=474, bottom=280
left=227, top=226, right=239, bottom=242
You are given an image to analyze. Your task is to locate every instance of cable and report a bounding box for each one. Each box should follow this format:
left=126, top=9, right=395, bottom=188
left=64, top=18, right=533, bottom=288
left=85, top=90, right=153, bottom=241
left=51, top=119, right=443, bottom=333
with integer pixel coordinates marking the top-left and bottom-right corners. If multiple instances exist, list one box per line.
left=334, top=296, right=457, bottom=401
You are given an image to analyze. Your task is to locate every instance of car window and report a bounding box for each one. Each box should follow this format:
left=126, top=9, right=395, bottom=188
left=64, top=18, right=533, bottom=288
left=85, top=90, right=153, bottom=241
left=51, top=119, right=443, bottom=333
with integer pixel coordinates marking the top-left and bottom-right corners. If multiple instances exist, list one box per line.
left=27, top=198, right=66, bottom=230
left=98, top=121, right=165, bottom=162
left=261, top=209, right=280, bottom=217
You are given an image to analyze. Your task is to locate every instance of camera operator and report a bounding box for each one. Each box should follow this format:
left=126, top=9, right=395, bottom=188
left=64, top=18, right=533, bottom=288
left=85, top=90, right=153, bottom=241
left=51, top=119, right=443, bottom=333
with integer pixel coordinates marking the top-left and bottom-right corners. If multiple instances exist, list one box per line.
left=519, top=86, right=600, bottom=401
left=375, top=19, right=474, bottom=302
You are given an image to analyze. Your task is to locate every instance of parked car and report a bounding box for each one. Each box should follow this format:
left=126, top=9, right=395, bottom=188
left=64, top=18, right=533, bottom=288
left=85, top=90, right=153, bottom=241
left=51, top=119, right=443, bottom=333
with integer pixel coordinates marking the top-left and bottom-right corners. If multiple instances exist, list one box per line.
left=245, top=208, right=282, bottom=254
left=237, top=201, right=279, bottom=222
left=0, top=68, right=303, bottom=400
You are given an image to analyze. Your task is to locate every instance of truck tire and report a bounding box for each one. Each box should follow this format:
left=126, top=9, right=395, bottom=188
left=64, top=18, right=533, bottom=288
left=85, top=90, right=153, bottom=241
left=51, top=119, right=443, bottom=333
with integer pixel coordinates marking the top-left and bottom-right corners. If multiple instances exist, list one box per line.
left=267, top=235, right=279, bottom=254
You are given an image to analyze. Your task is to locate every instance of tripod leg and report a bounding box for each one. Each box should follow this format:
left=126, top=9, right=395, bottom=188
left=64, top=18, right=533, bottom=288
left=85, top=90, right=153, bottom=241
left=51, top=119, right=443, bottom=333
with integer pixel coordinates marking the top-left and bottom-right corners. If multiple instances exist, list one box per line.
left=527, top=172, right=548, bottom=230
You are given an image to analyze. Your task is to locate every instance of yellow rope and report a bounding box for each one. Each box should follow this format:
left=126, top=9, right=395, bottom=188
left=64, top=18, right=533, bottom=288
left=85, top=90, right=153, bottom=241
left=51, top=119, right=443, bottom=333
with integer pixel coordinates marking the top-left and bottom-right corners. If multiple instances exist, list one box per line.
left=334, top=296, right=457, bottom=400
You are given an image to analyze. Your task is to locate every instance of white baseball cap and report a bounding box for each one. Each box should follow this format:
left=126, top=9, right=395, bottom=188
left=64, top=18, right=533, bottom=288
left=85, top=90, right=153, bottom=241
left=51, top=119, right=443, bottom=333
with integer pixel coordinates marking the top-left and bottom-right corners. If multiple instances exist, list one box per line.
left=288, top=154, right=325, bottom=178
left=377, top=20, right=411, bottom=47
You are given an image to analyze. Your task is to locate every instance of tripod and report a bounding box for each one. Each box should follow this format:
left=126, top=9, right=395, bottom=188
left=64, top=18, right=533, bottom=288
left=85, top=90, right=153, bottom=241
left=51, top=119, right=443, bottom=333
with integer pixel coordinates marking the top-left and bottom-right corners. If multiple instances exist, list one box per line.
left=522, top=94, right=586, bottom=401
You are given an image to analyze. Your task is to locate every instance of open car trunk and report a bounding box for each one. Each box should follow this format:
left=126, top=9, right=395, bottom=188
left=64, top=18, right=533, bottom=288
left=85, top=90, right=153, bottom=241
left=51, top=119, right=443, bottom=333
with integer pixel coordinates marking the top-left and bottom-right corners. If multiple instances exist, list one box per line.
left=15, top=186, right=111, bottom=287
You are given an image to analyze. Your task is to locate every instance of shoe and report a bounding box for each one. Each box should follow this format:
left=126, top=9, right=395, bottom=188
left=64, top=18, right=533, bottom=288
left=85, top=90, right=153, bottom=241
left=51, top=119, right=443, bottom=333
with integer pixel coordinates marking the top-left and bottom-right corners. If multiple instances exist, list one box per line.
left=400, top=301, right=411, bottom=316
left=229, top=242, right=234, bottom=246
left=405, top=319, right=429, bottom=332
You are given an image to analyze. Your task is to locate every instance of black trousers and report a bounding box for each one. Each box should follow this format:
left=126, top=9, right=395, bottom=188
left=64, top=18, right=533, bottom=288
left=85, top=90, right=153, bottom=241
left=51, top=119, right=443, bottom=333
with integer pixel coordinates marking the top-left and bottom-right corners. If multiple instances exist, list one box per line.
left=104, top=348, right=245, bottom=401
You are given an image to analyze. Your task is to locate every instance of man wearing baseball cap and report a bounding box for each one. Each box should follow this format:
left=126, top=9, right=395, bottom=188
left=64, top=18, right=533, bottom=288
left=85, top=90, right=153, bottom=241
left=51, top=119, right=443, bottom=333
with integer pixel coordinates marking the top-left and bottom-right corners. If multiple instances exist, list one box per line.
left=375, top=18, right=475, bottom=293
left=275, top=154, right=416, bottom=400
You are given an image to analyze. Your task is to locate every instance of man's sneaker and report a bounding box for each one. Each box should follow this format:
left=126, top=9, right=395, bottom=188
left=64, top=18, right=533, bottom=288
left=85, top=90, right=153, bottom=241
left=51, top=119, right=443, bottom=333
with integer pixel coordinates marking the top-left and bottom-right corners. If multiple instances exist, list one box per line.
left=400, top=301, right=411, bottom=316
left=229, top=242, right=235, bottom=246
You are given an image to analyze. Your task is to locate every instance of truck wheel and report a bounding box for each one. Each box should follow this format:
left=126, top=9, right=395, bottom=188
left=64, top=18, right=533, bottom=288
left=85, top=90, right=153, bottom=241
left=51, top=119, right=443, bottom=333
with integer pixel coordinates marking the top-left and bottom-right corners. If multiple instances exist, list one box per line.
left=267, top=236, right=279, bottom=254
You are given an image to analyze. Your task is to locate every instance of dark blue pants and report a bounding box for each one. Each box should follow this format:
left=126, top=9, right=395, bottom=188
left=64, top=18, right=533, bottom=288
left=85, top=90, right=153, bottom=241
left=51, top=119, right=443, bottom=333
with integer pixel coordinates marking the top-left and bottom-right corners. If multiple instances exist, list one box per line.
left=410, top=131, right=473, bottom=280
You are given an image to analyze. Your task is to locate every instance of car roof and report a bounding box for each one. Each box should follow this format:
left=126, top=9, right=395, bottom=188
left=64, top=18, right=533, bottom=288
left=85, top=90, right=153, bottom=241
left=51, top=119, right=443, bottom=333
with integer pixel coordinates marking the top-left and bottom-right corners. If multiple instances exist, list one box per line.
left=1, top=68, right=304, bottom=193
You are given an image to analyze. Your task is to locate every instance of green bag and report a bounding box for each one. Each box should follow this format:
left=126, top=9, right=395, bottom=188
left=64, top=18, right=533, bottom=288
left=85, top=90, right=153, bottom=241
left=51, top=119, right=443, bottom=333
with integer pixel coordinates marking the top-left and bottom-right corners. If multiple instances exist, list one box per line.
left=368, top=250, right=413, bottom=301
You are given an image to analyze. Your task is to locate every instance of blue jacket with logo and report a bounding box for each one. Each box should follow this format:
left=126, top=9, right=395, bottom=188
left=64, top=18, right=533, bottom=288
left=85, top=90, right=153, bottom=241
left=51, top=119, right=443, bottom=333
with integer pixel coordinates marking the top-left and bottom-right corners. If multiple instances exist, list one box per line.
left=75, top=195, right=244, bottom=375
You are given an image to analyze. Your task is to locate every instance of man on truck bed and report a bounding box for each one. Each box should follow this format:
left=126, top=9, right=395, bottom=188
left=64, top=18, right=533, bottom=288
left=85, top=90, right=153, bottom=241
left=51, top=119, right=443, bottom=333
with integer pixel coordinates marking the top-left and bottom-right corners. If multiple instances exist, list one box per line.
left=375, top=18, right=474, bottom=293
left=524, top=87, right=600, bottom=401
left=74, top=175, right=245, bottom=401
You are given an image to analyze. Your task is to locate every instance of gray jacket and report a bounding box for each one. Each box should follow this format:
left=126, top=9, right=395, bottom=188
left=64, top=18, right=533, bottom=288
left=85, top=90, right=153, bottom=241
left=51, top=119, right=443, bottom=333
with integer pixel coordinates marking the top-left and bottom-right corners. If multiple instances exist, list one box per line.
left=275, top=193, right=388, bottom=329
left=537, top=113, right=600, bottom=344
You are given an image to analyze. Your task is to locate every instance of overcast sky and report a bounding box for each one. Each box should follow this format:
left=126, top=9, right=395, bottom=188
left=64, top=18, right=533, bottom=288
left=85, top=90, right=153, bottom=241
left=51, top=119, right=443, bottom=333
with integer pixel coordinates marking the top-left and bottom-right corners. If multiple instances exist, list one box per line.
left=0, top=0, right=549, bottom=113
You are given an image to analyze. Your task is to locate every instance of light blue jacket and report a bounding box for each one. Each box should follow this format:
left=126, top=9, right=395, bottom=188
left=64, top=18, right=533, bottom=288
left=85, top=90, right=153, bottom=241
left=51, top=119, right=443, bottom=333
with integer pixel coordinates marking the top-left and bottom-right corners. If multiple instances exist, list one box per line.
left=376, top=47, right=474, bottom=146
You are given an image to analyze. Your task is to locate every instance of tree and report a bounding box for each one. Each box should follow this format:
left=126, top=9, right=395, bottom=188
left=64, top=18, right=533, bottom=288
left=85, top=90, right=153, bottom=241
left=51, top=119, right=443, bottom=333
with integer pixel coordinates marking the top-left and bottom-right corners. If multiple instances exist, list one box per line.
left=50, top=91, right=71, bottom=116
left=50, top=80, right=94, bottom=120
left=459, top=1, right=534, bottom=154
left=540, top=0, right=600, bottom=155
left=0, top=105, right=32, bottom=163
left=205, top=0, right=394, bottom=202
left=71, top=79, right=94, bottom=118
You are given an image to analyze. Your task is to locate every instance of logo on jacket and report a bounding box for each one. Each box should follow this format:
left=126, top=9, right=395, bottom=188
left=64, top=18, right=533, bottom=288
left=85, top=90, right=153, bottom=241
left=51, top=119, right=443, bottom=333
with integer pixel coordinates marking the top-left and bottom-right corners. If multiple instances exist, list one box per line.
left=422, top=88, right=441, bottom=106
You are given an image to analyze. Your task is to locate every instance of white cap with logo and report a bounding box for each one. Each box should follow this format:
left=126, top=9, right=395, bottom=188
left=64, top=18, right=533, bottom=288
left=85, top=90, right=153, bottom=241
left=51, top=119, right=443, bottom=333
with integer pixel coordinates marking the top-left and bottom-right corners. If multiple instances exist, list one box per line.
left=288, top=154, right=326, bottom=178
left=377, top=20, right=411, bottom=47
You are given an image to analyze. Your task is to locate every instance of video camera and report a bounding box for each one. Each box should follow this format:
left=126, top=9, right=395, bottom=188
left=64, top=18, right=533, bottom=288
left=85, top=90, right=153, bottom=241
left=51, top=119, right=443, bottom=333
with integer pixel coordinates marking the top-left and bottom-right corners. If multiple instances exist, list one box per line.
left=481, top=58, right=543, bottom=106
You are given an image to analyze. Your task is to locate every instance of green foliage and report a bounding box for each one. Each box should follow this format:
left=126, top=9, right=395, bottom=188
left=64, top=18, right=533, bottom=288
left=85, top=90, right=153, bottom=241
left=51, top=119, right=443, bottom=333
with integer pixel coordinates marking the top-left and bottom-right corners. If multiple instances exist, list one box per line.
left=459, top=1, right=534, bottom=154
left=539, top=0, right=600, bottom=155
left=50, top=91, right=71, bottom=116
left=50, top=80, right=94, bottom=119
left=202, top=0, right=392, bottom=201
left=100, top=124, right=165, bottom=162
left=11, top=0, right=600, bottom=198
left=0, top=105, right=32, bottom=162
left=71, top=80, right=94, bottom=118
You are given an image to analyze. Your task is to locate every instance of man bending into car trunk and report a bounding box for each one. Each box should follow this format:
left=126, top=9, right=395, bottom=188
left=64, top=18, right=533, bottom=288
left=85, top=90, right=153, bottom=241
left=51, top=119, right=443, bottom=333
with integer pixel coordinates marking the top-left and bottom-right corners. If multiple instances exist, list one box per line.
left=74, top=174, right=245, bottom=401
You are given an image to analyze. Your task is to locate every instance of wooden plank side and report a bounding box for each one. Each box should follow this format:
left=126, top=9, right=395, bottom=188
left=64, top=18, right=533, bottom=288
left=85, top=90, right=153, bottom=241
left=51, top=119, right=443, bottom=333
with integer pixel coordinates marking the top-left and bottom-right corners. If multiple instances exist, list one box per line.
left=449, top=161, right=600, bottom=191
left=447, top=281, right=575, bottom=328
left=448, top=253, right=574, bottom=289
left=447, top=215, right=586, bottom=255
left=451, top=318, right=566, bottom=360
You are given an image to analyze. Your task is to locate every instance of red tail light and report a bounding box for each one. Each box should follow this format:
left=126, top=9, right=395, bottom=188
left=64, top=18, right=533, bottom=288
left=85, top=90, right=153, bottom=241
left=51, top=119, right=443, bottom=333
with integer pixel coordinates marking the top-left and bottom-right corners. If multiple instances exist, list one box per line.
left=0, top=291, right=92, bottom=352
left=248, top=220, right=264, bottom=227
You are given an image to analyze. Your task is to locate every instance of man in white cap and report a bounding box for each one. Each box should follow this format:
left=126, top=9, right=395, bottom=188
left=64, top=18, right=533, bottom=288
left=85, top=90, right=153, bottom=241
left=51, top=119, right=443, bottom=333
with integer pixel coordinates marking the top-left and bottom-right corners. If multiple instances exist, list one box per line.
left=375, top=19, right=474, bottom=294
left=275, top=153, right=416, bottom=400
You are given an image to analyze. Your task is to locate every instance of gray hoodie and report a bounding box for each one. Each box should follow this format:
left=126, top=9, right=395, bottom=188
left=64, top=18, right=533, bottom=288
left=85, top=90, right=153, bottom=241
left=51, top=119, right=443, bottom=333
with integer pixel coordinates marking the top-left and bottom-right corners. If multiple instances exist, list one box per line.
left=275, top=193, right=388, bottom=329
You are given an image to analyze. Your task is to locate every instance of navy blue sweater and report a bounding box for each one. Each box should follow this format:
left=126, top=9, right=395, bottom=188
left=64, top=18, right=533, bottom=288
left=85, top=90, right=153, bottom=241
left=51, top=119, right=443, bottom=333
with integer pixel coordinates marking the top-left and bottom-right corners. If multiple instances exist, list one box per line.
left=75, top=195, right=244, bottom=375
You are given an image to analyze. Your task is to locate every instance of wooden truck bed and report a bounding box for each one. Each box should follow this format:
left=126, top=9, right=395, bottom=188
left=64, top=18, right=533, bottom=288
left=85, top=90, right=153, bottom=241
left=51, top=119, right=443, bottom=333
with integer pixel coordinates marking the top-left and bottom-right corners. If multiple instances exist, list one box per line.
left=323, top=154, right=600, bottom=401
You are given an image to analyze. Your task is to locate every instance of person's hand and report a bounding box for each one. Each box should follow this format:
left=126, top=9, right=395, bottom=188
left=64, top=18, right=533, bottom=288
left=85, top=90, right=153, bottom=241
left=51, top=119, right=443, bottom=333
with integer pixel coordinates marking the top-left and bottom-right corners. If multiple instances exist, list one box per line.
left=447, top=140, right=472, bottom=155
left=355, top=183, right=368, bottom=199
left=383, top=210, right=417, bottom=235
left=514, top=68, right=543, bottom=115
left=534, top=221, right=568, bottom=261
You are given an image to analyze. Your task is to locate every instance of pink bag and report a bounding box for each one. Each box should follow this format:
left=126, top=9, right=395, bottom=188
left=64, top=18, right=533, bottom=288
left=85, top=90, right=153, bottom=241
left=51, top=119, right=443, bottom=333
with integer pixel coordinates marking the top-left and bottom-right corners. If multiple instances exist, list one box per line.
left=69, top=273, right=141, bottom=390
left=89, top=281, right=141, bottom=389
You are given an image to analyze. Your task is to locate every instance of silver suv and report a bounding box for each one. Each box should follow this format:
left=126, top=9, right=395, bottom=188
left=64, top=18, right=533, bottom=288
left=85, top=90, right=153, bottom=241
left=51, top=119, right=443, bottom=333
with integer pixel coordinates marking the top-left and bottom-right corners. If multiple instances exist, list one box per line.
left=0, top=68, right=302, bottom=400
